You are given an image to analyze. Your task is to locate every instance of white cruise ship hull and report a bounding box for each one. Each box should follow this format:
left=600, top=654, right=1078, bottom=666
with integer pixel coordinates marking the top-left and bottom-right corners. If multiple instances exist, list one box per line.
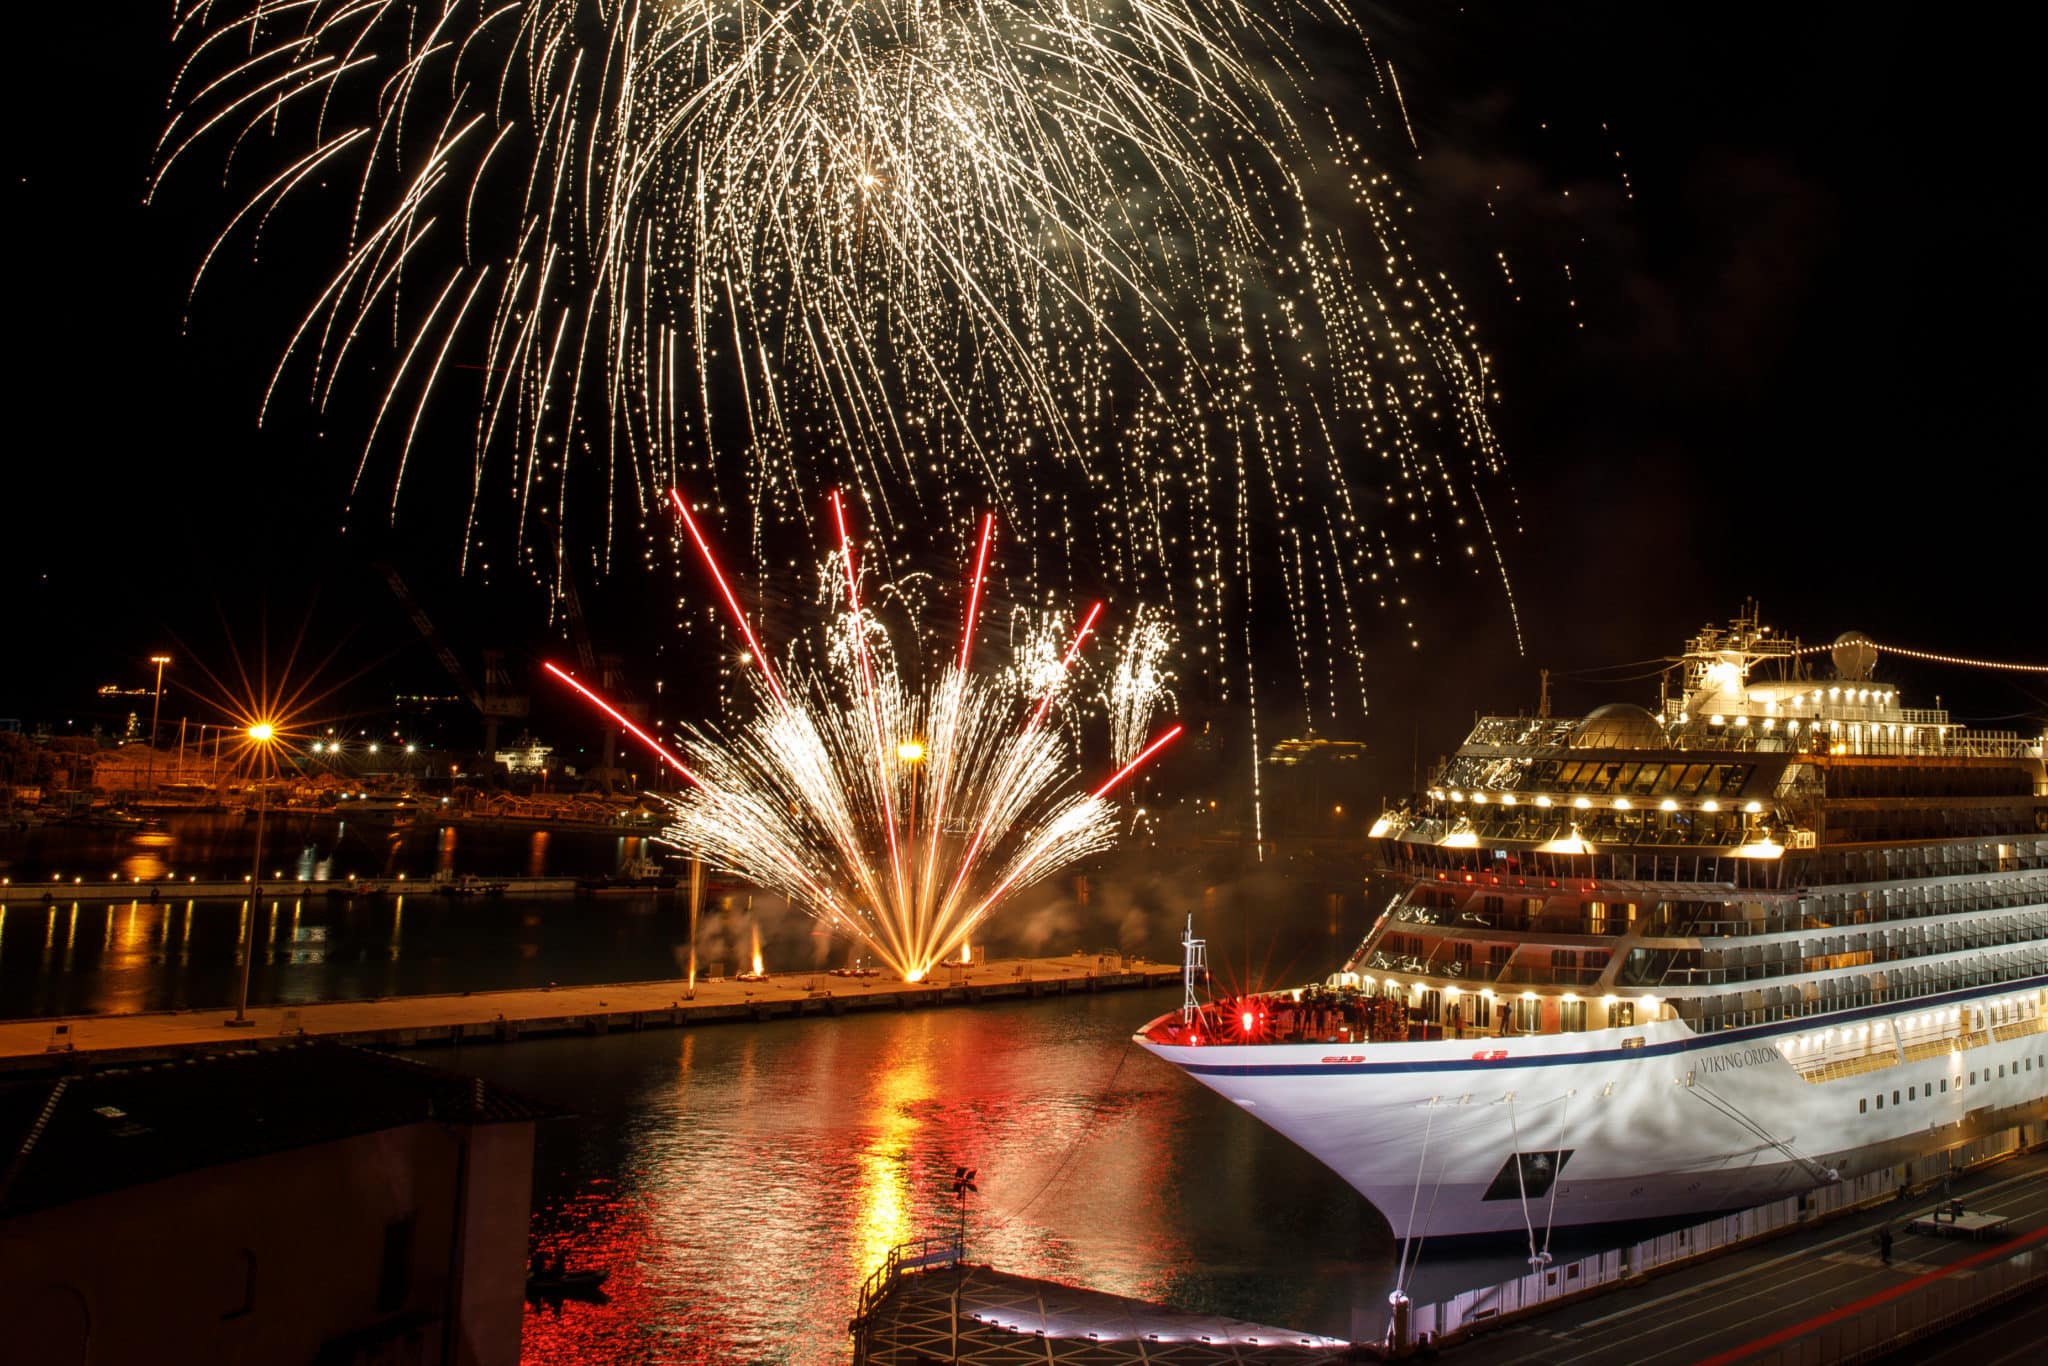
left=1139, top=981, right=2048, bottom=1239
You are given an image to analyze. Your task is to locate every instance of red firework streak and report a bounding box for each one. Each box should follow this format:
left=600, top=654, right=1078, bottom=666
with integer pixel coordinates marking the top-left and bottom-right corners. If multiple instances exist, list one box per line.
left=540, top=488, right=1184, bottom=975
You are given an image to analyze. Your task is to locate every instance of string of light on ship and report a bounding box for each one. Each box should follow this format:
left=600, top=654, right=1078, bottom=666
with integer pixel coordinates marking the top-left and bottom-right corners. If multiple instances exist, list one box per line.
left=1774, top=641, right=2048, bottom=674
left=1427, top=791, right=1767, bottom=814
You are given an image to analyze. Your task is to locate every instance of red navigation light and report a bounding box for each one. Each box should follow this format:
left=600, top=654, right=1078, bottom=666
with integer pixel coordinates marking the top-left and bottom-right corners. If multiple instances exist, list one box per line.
left=1240, top=1010, right=1255, bottom=1032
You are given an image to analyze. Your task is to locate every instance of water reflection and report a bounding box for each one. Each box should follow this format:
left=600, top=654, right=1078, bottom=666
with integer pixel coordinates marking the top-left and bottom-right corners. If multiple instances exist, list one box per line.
left=856, top=1035, right=933, bottom=1274
left=461, top=995, right=1400, bottom=1365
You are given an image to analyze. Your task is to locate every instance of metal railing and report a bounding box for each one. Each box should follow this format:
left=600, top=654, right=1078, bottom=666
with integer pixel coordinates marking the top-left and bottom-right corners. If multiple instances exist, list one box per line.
left=850, top=1232, right=963, bottom=1350
left=1393, top=1123, right=2041, bottom=1349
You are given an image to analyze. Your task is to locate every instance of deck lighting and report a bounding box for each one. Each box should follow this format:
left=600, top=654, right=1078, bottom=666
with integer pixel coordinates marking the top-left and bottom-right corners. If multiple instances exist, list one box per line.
left=1449, top=790, right=1464, bottom=802
left=1702, top=800, right=1720, bottom=812
left=1573, top=796, right=1591, bottom=809
left=1660, top=799, right=1679, bottom=812
left=1521, top=991, right=1537, bottom=1001
left=1613, top=797, right=1631, bottom=810
left=1708, top=715, right=1725, bottom=726
left=1745, top=801, right=1763, bottom=813
left=1501, top=794, right=1518, bottom=806
left=1535, top=795, right=1553, bottom=808
left=1470, top=793, right=1486, bottom=804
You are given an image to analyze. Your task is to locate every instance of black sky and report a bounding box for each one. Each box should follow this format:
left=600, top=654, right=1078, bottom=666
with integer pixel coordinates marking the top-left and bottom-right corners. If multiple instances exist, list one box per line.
left=2, top=3, right=2039, bottom=788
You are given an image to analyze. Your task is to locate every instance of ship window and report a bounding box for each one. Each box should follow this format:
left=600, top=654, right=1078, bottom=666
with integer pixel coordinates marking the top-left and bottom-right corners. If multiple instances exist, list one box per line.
left=1893, top=1090, right=1900, bottom=1105
left=1908, top=1086, right=1916, bottom=1100
left=1876, top=1094, right=1884, bottom=1109
left=1940, top=1079, right=1947, bottom=1093
left=1609, top=763, right=1641, bottom=792
left=1670, top=765, right=1711, bottom=796
left=1514, top=997, right=1541, bottom=1033
left=1970, top=1072, right=1976, bottom=1084
left=1859, top=1098, right=1867, bottom=1113
left=1560, top=1000, right=1588, bottom=1032
left=1607, top=1001, right=1636, bottom=1029
left=1998, top=1065, right=2005, bottom=1078
left=1631, top=764, right=1663, bottom=794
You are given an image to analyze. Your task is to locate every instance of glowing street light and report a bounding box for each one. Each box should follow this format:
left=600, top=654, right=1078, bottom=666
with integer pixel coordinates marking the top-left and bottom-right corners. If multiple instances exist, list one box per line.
left=896, top=739, right=927, bottom=764
left=145, top=655, right=172, bottom=792
left=227, top=719, right=279, bottom=1028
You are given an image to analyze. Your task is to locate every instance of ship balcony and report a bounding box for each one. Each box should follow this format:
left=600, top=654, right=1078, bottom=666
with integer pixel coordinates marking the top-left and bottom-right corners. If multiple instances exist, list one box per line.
left=1138, top=976, right=1678, bottom=1049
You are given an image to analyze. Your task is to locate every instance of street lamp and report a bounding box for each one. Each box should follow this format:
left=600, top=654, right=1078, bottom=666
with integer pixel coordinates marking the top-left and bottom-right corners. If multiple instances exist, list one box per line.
left=226, top=721, right=277, bottom=1028
left=145, top=655, right=171, bottom=793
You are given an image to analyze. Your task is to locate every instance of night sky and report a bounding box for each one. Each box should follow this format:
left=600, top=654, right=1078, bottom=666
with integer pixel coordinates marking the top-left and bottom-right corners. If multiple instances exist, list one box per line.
left=4, top=3, right=2039, bottom=798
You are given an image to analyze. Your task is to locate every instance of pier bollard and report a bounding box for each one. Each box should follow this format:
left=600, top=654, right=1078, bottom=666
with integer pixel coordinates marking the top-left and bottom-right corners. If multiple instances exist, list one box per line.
left=1386, top=1290, right=1411, bottom=1357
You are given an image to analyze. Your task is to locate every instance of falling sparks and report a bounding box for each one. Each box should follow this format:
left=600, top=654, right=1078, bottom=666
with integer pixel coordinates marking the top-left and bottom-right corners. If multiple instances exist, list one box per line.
left=160, top=0, right=1523, bottom=732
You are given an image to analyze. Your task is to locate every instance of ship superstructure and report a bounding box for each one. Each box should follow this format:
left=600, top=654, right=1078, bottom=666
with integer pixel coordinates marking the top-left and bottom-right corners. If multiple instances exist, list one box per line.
left=1137, top=613, right=2048, bottom=1237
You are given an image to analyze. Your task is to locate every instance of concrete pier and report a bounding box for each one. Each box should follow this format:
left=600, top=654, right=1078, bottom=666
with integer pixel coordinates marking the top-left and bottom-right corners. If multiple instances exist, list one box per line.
left=0, top=953, right=1177, bottom=1070
left=0, top=874, right=592, bottom=904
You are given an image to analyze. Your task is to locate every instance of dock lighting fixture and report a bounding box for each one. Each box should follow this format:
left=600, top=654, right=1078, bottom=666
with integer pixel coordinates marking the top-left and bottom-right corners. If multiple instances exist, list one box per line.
left=248, top=722, right=275, bottom=743
left=895, top=739, right=927, bottom=764
left=146, top=654, right=172, bottom=791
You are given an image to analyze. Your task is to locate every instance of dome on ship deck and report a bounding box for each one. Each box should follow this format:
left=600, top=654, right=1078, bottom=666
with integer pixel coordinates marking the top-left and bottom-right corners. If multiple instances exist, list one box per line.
left=1570, top=702, right=1667, bottom=749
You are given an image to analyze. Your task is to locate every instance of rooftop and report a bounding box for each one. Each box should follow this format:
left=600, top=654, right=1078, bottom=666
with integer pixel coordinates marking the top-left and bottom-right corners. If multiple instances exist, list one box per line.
left=0, top=1041, right=563, bottom=1219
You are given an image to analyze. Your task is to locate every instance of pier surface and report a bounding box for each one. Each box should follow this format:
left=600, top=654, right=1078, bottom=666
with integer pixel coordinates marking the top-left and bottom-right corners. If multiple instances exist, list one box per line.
left=0, top=953, right=1176, bottom=1069
left=859, top=1262, right=1353, bottom=1365
left=1451, top=1149, right=2048, bottom=1365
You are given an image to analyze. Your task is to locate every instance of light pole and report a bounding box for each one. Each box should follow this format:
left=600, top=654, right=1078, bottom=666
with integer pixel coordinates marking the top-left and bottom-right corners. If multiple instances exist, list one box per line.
left=145, top=655, right=171, bottom=793
left=226, top=721, right=276, bottom=1028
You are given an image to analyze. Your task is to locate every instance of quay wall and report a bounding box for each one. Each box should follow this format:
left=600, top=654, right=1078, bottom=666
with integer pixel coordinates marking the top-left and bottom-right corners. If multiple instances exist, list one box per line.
left=0, top=956, right=1179, bottom=1072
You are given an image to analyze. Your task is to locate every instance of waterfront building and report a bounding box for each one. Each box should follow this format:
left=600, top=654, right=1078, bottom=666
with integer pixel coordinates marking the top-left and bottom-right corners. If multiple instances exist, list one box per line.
left=0, top=1041, right=557, bottom=1365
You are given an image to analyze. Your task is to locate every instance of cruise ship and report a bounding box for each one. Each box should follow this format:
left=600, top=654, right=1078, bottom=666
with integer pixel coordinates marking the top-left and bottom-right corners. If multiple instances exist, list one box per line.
left=1137, top=613, right=2048, bottom=1237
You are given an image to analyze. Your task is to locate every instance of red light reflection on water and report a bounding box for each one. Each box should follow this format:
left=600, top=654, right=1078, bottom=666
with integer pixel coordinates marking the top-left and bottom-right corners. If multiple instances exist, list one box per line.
left=509, top=1003, right=1202, bottom=1364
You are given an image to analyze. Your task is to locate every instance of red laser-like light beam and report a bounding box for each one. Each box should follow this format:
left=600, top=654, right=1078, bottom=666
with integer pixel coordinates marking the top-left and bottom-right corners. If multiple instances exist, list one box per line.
left=942, top=723, right=1183, bottom=960
left=542, top=661, right=875, bottom=947
left=1092, top=725, right=1184, bottom=799
left=667, top=487, right=788, bottom=710
left=1028, top=601, right=1103, bottom=733
left=930, top=599, right=1108, bottom=932
left=959, top=512, right=995, bottom=673
left=831, top=489, right=911, bottom=921
left=917, top=511, right=996, bottom=941
left=542, top=661, right=701, bottom=785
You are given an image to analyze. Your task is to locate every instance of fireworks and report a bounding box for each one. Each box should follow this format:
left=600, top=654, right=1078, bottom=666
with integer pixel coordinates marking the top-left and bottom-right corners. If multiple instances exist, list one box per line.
left=547, top=492, right=1180, bottom=981
left=159, top=0, right=1520, bottom=728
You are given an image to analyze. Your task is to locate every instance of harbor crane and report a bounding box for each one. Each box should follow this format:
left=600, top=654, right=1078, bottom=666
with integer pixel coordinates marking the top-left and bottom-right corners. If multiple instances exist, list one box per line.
left=546, top=524, right=645, bottom=792
left=375, top=564, right=529, bottom=782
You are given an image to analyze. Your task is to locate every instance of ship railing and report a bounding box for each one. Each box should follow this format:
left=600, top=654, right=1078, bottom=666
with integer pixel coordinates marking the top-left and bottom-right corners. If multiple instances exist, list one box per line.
left=850, top=1232, right=964, bottom=1334
left=1394, top=1123, right=2044, bottom=1351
